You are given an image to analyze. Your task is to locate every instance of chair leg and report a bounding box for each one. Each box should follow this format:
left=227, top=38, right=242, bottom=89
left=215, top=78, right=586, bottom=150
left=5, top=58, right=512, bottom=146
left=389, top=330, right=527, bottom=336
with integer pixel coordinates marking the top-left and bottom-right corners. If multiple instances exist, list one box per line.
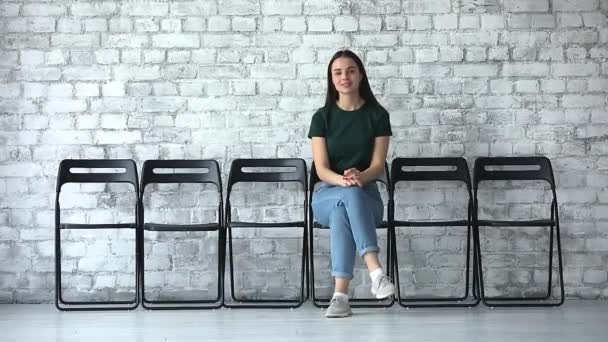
left=545, top=200, right=557, bottom=298
left=545, top=224, right=555, bottom=299
left=471, top=226, right=480, bottom=300
left=391, top=225, right=402, bottom=300
left=299, top=228, right=307, bottom=304
left=554, top=202, right=566, bottom=305
left=227, top=224, right=239, bottom=303
left=463, top=223, right=479, bottom=305
left=473, top=220, right=489, bottom=305
left=309, top=229, right=322, bottom=308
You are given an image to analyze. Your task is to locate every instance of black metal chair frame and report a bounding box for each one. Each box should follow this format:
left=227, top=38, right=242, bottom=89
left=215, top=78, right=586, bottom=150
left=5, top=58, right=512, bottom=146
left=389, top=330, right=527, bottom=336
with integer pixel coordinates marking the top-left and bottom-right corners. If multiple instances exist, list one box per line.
left=390, top=157, right=480, bottom=308
left=224, top=158, right=308, bottom=308
left=308, top=162, right=395, bottom=308
left=55, top=159, right=140, bottom=311
left=473, top=156, right=565, bottom=307
left=138, top=160, right=224, bottom=310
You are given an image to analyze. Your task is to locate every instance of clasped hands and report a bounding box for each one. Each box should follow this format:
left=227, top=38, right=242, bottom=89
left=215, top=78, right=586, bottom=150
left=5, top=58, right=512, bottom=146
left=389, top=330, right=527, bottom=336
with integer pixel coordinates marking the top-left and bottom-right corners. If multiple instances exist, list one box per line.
left=341, top=168, right=364, bottom=187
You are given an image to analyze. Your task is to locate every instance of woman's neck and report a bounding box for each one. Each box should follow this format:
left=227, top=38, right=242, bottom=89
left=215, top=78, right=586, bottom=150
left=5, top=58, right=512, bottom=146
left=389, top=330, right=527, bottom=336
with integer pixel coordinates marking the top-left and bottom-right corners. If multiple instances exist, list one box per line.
left=336, top=95, right=364, bottom=111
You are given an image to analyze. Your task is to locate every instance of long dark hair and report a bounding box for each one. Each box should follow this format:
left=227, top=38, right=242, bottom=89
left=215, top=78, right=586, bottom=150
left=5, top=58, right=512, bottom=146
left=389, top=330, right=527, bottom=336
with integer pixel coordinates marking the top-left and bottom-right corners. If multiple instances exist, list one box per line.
left=325, top=49, right=378, bottom=107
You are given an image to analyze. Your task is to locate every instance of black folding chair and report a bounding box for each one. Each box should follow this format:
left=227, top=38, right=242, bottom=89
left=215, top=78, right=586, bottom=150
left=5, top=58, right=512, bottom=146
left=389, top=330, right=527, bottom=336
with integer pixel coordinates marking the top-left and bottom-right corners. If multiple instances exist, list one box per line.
left=390, top=158, right=479, bottom=308
left=224, top=158, right=308, bottom=308
left=55, top=159, right=139, bottom=311
left=308, top=162, right=394, bottom=308
left=139, top=160, right=224, bottom=310
left=473, top=156, right=564, bottom=307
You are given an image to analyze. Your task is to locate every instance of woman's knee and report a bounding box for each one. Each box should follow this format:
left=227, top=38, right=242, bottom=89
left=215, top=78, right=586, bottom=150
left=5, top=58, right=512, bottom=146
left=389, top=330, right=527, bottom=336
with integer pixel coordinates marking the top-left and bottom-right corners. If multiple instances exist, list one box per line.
left=340, top=187, right=367, bottom=203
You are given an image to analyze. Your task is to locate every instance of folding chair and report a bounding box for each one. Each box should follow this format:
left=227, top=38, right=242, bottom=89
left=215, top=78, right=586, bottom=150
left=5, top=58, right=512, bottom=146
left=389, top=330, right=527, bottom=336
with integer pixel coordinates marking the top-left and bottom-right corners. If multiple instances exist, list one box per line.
left=224, top=158, right=308, bottom=308
left=390, top=157, right=479, bottom=308
left=55, top=159, right=139, bottom=311
left=139, top=160, right=224, bottom=309
left=308, top=162, right=394, bottom=308
left=473, top=156, right=564, bottom=307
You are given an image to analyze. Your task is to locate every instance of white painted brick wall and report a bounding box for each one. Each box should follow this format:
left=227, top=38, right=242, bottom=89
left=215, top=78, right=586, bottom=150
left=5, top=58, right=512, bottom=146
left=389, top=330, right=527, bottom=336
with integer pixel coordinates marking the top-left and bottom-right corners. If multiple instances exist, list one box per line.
left=0, top=0, right=607, bottom=303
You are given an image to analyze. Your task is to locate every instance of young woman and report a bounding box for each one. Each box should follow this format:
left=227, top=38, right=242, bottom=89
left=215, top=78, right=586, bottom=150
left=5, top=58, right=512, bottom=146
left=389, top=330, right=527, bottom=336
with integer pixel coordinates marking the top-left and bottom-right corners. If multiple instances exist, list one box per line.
left=308, top=49, right=395, bottom=318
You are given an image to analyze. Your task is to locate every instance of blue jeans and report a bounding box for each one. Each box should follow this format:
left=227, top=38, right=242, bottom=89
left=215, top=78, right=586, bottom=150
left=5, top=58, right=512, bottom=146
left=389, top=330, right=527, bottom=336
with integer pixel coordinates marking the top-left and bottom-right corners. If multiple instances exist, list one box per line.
left=311, top=183, right=384, bottom=279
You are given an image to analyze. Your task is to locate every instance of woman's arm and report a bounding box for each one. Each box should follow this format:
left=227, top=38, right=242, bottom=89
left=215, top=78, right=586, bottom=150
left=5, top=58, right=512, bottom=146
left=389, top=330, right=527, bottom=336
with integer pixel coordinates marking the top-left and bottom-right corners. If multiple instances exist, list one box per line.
left=311, top=137, right=353, bottom=187
left=359, top=136, right=390, bottom=184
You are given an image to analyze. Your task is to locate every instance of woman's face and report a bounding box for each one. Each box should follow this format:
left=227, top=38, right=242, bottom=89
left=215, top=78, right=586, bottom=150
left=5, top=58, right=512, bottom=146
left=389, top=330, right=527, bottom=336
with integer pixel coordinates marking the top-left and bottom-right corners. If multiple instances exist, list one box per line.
left=331, top=57, right=363, bottom=97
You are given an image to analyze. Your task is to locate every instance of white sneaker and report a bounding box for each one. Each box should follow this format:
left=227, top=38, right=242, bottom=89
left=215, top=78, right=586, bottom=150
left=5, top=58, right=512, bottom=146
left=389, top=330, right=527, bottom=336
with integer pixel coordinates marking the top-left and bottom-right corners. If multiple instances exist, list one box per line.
left=371, top=274, right=395, bottom=299
left=325, top=296, right=352, bottom=318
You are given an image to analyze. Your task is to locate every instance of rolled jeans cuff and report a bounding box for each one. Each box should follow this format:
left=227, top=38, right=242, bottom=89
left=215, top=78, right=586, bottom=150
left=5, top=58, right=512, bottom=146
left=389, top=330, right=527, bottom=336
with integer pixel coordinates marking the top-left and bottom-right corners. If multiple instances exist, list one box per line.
left=359, top=246, right=380, bottom=257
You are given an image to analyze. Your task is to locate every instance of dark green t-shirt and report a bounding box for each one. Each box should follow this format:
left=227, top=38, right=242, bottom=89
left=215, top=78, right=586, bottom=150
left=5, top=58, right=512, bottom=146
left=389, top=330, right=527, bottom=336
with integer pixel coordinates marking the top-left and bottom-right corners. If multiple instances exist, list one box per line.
left=307, top=101, right=392, bottom=175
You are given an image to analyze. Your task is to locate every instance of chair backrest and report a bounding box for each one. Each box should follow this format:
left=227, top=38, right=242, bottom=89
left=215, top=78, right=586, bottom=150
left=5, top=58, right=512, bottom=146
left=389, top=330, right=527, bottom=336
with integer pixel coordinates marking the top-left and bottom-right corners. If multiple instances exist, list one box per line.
left=56, top=159, right=139, bottom=193
left=309, top=161, right=389, bottom=193
left=473, top=156, right=555, bottom=190
left=227, top=158, right=307, bottom=193
left=390, top=157, right=471, bottom=192
left=140, top=159, right=222, bottom=192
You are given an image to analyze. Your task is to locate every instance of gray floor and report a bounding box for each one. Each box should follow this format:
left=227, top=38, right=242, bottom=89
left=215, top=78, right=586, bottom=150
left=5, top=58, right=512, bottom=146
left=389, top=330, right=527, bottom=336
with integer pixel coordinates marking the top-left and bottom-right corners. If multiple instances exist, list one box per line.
left=2, top=301, right=607, bottom=342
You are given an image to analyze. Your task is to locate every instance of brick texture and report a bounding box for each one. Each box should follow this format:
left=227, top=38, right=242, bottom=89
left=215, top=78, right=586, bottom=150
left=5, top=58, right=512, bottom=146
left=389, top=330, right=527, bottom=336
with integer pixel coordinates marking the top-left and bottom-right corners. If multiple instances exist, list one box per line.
left=0, top=0, right=606, bottom=302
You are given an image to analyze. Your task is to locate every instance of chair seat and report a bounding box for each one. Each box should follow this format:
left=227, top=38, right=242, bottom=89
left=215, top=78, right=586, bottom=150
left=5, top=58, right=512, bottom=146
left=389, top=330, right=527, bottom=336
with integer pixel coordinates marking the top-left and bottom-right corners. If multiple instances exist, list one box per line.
left=476, top=219, right=554, bottom=227
left=313, top=221, right=390, bottom=229
left=229, top=221, right=304, bottom=228
left=144, top=223, right=221, bottom=232
left=60, top=223, right=137, bottom=229
left=393, top=220, right=469, bottom=227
